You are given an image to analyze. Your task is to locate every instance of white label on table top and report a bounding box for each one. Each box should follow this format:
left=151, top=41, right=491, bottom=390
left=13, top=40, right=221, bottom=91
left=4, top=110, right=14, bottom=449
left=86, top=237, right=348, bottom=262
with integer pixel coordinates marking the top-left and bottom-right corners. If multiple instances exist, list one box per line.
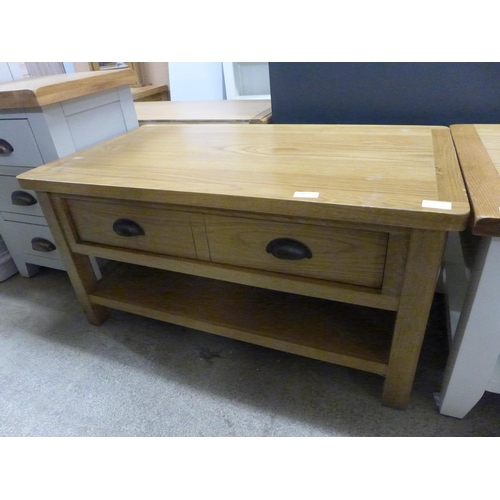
left=422, top=200, right=452, bottom=210
left=294, top=191, right=319, bottom=198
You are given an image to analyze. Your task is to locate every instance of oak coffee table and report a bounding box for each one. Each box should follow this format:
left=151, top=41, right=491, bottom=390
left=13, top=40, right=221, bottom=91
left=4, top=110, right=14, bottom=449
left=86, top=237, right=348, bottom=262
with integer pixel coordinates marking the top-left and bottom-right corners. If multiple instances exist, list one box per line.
left=17, top=124, right=469, bottom=408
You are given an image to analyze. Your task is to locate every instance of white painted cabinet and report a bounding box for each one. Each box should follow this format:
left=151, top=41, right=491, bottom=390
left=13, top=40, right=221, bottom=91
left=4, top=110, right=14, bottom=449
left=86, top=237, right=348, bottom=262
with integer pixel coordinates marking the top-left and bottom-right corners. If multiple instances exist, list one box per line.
left=440, top=233, right=500, bottom=418
left=439, top=124, right=500, bottom=418
left=0, top=70, right=138, bottom=277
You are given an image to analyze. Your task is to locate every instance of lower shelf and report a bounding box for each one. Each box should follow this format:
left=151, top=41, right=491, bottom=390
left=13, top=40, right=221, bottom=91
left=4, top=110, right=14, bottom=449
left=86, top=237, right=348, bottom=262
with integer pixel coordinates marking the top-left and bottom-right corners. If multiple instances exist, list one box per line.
left=89, top=263, right=396, bottom=376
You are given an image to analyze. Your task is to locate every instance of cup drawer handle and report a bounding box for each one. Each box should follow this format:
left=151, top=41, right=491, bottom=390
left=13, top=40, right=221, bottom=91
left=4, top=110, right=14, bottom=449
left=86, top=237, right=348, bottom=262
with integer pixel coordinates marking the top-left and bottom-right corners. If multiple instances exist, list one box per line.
left=31, top=237, right=56, bottom=253
left=11, top=190, right=38, bottom=206
left=113, top=218, right=145, bottom=237
left=0, top=138, right=14, bottom=156
left=266, top=238, right=312, bottom=260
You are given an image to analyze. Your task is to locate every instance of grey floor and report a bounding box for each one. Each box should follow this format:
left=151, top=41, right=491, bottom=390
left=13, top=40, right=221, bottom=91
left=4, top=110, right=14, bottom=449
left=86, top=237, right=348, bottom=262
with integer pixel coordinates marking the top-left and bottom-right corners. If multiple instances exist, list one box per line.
left=1, top=266, right=499, bottom=437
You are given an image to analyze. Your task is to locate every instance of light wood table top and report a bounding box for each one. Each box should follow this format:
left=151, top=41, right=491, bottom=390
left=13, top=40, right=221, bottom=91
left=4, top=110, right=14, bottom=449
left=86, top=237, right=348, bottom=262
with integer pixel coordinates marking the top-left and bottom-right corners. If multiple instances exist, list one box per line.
left=451, top=124, right=500, bottom=236
left=134, top=100, right=272, bottom=123
left=0, top=69, right=137, bottom=109
left=17, top=124, right=469, bottom=231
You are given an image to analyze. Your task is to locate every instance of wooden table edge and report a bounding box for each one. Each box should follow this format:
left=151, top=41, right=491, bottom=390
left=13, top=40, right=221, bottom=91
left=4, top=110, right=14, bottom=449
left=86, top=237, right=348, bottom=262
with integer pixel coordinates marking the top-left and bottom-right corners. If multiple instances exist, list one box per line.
left=0, top=69, right=137, bottom=109
left=450, top=124, right=500, bottom=237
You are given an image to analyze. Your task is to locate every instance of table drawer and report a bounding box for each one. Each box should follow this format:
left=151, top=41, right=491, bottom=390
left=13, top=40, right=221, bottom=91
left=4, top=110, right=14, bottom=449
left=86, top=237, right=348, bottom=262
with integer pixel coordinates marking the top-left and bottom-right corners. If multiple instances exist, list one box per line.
left=0, top=119, right=44, bottom=167
left=66, top=198, right=197, bottom=259
left=2, top=220, right=62, bottom=261
left=204, top=214, right=388, bottom=288
left=0, top=174, right=43, bottom=216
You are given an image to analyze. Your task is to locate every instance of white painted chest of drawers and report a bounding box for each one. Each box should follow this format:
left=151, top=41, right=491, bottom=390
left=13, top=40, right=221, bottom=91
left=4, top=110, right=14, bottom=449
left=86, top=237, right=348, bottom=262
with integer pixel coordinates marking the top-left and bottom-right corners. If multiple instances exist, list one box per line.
left=0, top=69, right=138, bottom=277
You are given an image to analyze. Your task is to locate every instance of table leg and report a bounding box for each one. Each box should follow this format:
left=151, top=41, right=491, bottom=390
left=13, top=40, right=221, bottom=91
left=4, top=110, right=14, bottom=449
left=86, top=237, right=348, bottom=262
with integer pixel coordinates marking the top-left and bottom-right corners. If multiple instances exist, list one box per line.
left=382, top=229, right=446, bottom=408
left=36, top=192, right=108, bottom=325
left=439, top=236, right=500, bottom=418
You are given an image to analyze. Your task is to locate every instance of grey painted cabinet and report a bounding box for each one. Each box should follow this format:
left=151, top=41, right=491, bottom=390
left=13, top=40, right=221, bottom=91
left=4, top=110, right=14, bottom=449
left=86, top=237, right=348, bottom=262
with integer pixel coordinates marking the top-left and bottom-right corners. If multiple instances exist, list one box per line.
left=0, top=70, right=139, bottom=277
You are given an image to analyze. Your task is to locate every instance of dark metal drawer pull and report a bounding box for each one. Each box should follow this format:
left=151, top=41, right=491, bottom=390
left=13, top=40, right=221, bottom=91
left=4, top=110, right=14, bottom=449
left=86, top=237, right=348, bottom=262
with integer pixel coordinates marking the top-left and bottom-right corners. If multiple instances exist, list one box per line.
left=11, top=190, right=38, bottom=206
left=31, top=237, right=56, bottom=252
left=266, top=238, right=312, bottom=260
left=0, top=138, right=14, bottom=155
left=113, top=218, right=145, bottom=237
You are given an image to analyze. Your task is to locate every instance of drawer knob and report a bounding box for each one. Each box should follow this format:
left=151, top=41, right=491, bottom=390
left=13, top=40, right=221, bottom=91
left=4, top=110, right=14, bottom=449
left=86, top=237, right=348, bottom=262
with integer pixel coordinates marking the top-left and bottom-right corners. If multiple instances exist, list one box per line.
left=31, top=237, right=56, bottom=253
left=113, top=218, right=145, bottom=237
left=0, top=138, right=14, bottom=156
left=266, top=238, right=312, bottom=260
left=11, top=190, right=38, bottom=206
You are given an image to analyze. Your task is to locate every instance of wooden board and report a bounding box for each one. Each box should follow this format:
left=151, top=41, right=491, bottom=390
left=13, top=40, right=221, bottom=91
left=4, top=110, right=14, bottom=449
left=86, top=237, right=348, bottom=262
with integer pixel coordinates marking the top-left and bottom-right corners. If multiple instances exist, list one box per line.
left=134, top=99, right=272, bottom=123
left=90, top=263, right=395, bottom=375
left=131, top=85, right=169, bottom=102
left=17, top=124, right=469, bottom=231
left=450, top=124, right=500, bottom=236
left=0, top=70, right=137, bottom=109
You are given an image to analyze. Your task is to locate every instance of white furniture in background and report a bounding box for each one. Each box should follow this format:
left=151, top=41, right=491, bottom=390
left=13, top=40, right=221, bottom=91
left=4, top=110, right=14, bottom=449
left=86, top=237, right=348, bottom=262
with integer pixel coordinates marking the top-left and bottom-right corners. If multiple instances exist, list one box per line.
left=441, top=234, right=500, bottom=418
left=166, top=62, right=271, bottom=101
left=0, top=62, right=75, bottom=82
left=0, top=63, right=23, bottom=82
left=0, top=234, right=17, bottom=281
left=439, top=124, right=500, bottom=418
left=223, top=63, right=270, bottom=100
left=0, top=62, right=23, bottom=281
left=0, top=70, right=138, bottom=277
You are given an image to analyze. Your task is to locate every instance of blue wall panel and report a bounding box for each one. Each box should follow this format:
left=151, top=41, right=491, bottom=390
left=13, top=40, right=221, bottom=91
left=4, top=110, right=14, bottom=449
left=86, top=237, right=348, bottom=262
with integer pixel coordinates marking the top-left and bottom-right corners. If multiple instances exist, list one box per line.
left=269, top=63, right=500, bottom=125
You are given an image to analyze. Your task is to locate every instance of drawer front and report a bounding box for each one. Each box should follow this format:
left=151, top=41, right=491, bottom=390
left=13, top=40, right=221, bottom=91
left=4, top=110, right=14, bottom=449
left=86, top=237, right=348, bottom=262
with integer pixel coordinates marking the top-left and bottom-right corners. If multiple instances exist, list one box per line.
left=0, top=174, right=43, bottom=216
left=2, top=220, right=62, bottom=261
left=66, top=198, right=197, bottom=259
left=205, top=215, right=388, bottom=288
left=0, top=119, right=44, bottom=167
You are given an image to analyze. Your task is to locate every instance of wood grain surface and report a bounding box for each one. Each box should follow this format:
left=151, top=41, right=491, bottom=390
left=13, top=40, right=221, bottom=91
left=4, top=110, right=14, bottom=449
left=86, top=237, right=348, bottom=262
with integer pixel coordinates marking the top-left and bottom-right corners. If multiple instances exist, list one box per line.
left=0, top=69, right=137, bottom=109
left=17, top=124, right=470, bottom=231
left=131, top=85, right=169, bottom=101
left=451, top=124, right=500, bottom=236
left=134, top=99, right=272, bottom=123
left=204, top=213, right=388, bottom=287
left=90, top=263, right=396, bottom=375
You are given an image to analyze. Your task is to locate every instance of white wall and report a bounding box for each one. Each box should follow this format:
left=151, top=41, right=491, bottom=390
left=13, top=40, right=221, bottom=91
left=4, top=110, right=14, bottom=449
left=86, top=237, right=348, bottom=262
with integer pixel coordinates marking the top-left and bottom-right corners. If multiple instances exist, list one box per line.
left=168, top=62, right=224, bottom=101
left=73, top=62, right=91, bottom=72
left=139, top=63, right=169, bottom=86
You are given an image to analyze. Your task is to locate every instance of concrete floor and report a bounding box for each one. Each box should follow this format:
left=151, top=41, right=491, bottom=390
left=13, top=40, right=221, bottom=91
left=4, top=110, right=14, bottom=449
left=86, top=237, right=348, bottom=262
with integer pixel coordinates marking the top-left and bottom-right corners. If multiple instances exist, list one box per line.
left=1, top=267, right=499, bottom=437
